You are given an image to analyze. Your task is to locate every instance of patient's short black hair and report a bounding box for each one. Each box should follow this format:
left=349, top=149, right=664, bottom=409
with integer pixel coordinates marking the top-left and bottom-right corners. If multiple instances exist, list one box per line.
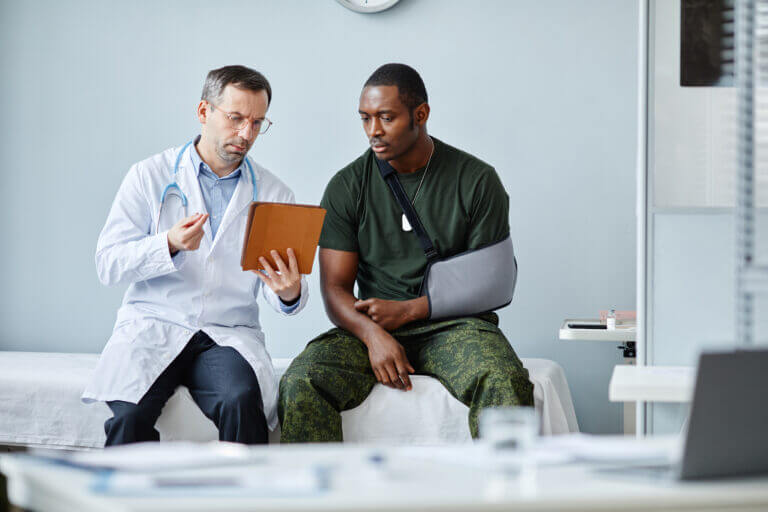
left=364, top=63, right=428, bottom=111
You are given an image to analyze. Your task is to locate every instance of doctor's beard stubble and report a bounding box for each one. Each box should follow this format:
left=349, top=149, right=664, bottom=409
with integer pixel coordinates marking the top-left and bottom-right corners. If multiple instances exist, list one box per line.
left=217, top=136, right=251, bottom=163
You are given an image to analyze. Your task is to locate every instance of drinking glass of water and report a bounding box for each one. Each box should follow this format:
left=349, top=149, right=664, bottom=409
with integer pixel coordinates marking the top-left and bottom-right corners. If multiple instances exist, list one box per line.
left=479, top=406, right=539, bottom=483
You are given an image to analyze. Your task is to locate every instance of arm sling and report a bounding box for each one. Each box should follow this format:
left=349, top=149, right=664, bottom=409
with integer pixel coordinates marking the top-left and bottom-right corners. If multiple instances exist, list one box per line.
left=375, top=157, right=518, bottom=319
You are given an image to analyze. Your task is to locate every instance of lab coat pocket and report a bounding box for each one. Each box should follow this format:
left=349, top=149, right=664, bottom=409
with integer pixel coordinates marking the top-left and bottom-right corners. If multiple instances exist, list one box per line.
left=109, top=318, right=140, bottom=345
left=112, top=317, right=135, bottom=332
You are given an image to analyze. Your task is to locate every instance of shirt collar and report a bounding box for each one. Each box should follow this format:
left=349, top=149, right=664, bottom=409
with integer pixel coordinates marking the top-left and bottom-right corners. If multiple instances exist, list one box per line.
left=191, top=136, right=244, bottom=181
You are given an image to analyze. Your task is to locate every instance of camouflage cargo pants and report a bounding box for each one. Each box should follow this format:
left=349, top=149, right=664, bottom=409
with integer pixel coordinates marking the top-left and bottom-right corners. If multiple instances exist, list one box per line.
left=278, top=313, right=534, bottom=442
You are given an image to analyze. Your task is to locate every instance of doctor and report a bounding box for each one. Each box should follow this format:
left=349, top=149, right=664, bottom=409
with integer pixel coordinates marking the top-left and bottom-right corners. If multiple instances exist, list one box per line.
left=83, top=65, right=308, bottom=446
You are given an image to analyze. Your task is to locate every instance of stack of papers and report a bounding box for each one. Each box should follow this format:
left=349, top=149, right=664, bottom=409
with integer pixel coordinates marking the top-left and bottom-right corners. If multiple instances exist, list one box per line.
left=36, top=441, right=254, bottom=472
left=31, top=441, right=324, bottom=497
left=90, top=465, right=322, bottom=497
left=536, top=433, right=681, bottom=464
left=395, top=433, right=680, bottom=469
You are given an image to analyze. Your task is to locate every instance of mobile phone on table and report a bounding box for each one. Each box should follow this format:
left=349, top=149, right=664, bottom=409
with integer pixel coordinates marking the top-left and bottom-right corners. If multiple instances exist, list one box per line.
left=567, top=323, right=606, bottom=329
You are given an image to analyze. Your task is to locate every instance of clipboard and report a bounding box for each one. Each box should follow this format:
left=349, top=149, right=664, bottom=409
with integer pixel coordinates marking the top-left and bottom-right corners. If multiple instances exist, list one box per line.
left=240, top=202, right=326, bottom=275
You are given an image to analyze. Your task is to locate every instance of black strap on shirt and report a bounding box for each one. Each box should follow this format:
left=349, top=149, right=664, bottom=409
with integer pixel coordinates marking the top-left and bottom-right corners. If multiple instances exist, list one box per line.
left=374, top=156, right=440, bottom=263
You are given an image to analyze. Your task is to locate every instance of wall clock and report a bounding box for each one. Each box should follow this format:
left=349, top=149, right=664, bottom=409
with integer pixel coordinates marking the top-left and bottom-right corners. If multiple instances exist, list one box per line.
left=336, top=0, right=401, bottom=14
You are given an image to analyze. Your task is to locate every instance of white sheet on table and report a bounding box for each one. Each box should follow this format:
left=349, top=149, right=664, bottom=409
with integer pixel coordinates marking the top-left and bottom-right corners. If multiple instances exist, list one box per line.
left=0, top=352, right=110, bottom=449
left=326, top=358, right=580, bottom=442
left=0, top=353, right=578, bottom=449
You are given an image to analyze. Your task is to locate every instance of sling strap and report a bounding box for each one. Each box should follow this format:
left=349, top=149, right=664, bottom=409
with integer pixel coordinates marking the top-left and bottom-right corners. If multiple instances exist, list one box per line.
left=374, top=157, right=440, bottom=263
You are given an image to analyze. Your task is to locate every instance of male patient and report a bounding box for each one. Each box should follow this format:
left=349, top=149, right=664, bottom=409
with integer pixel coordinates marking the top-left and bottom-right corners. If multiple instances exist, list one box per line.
left=279, top=63, right=533, bottom=442
left=83, top=65, right=308, bottom=445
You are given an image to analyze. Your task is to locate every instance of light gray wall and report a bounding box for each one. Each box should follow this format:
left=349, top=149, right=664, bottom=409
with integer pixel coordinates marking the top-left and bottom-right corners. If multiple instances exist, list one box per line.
left=0, top=0, right=638, bottom=434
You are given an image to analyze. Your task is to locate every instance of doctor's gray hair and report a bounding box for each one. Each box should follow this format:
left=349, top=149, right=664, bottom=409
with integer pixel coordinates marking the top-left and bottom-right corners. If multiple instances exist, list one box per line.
left=201, top=65, right=272, bottom=106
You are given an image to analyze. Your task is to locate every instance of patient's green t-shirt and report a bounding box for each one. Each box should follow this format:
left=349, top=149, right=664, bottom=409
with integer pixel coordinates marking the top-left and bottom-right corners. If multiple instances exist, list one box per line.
left=319, top=137, right=510, bottom=301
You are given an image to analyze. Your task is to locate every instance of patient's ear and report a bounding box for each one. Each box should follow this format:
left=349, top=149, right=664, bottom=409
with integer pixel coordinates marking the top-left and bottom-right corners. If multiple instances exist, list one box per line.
left=414, top=103, right=430, bottom=126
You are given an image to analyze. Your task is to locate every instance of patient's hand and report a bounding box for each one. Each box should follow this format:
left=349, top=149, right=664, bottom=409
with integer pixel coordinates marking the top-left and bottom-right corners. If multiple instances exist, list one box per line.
left=365, top=330, right=415, bottom=391
left=354, top=297, right=426, bottom=331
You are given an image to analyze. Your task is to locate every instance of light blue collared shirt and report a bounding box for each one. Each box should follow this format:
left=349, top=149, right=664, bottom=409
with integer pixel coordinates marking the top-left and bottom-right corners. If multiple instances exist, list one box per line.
left=190, top=142, right=299, bottom=312
left=190, top=143, right=242, bottom=240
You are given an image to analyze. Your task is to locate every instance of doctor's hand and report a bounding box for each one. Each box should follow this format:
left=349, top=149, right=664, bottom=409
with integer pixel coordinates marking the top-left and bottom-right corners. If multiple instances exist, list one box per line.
left=167, top=213, right=209, bottom=256
left=365, top=330, right=415, bottom=391
left=354, top=296, right=428, bottom=332
left=252, top=248, right=301, bottom=303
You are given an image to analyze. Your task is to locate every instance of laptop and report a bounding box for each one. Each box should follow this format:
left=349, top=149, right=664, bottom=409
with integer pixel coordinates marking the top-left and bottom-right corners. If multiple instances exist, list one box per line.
left=612, top=349, right=768, bottom=481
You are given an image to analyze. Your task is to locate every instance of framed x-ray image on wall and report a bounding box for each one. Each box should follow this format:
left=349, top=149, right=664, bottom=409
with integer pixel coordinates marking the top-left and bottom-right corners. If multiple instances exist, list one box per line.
left=681, top=0, right=734, bottom=86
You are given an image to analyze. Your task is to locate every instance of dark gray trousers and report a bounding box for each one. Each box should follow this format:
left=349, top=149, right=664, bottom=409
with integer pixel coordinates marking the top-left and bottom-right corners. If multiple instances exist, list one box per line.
left=105, top=330, right=267, bottom=446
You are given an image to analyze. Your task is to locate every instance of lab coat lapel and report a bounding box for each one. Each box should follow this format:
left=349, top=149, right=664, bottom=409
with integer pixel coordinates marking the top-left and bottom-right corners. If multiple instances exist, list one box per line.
left=176, top=149, right=213, bottom=250
left=210, top=157, right=256, bottom=253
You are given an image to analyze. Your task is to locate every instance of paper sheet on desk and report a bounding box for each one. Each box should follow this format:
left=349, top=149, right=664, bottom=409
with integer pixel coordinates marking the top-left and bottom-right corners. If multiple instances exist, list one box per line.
left=399, top=434, right=681, bottom=469
left=35, top=441, right=255, bottom=472
left=90, top=465, right=322, bottom=497
left=537, top=434, right=682, bottom=464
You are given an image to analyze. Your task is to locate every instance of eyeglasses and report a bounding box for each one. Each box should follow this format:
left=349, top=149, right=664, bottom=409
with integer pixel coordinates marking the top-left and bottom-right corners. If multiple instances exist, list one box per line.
left=210, top=104, right=273, bottom=134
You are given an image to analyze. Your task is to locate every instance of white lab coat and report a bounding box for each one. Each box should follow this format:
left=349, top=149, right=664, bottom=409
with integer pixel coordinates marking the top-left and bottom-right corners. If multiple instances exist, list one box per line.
left=82, top=143, right=308, bottom=430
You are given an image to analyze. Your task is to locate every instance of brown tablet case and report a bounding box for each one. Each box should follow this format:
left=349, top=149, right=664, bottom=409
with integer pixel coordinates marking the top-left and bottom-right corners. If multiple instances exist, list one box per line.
left=240, top=202, right=326, bottom=274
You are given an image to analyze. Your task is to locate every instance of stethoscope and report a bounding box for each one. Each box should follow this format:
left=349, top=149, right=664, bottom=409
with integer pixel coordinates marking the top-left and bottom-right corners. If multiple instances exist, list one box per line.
left=156, top=139, right=258, bottom=233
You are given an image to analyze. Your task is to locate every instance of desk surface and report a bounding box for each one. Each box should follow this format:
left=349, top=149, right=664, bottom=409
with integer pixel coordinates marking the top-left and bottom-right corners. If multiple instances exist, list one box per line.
left=609, top=365, right=695, bottom=403
left=559, top=319, right=636, bottom=342
left=3, top=440, right=768, bottom=512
